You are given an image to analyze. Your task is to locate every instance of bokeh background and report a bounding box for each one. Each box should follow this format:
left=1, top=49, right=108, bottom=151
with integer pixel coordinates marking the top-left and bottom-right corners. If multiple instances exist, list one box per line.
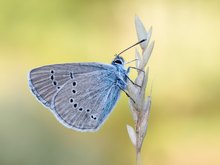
left=0, top=0, right=220, bottom=165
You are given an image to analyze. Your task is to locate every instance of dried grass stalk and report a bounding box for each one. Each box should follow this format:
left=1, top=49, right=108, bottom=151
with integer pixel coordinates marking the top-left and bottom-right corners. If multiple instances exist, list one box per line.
left=127, top=16, right=154, bottom=165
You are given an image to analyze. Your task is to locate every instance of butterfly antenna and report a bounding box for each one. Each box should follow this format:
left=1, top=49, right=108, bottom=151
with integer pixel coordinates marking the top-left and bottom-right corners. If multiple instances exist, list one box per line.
left=117, top=39, right=147, bottom=56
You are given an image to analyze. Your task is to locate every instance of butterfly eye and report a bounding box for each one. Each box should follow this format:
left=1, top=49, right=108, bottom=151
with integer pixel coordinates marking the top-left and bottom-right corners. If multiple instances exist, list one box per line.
left=114, top=60, right=123, bottom=64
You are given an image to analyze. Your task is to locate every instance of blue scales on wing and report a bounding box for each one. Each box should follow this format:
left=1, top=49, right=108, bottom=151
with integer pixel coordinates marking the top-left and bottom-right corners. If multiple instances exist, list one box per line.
left=51, top=69, right=122, bottom=132
left=29, top=63, right=123, bottom=131
left=28, top=63, right=114, bottom=108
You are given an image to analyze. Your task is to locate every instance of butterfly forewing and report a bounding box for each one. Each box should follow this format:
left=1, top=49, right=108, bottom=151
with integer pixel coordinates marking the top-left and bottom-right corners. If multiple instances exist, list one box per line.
left=28, top=63, right=113, bottom=108
left=51, top=70, right=121, bottom=131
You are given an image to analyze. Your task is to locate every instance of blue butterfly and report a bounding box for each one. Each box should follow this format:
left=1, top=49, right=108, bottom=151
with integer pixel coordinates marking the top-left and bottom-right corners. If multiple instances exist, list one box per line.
left=28, top=40, right=145, bottom=132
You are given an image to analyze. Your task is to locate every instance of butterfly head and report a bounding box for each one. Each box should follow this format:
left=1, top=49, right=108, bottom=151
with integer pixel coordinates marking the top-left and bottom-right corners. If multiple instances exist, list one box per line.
left=112, top=55, right=125, bottom=66
left=112, top=39, right=146, bottom=66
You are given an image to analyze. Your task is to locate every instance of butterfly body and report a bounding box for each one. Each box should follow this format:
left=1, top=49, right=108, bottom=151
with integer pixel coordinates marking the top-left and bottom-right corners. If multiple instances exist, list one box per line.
left=29, top=56, right=128, bottom=132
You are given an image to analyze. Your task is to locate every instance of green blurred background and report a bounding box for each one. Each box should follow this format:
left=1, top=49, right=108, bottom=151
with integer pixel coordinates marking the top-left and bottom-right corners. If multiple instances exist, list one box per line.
left=0, top=0, right=220, bottom=164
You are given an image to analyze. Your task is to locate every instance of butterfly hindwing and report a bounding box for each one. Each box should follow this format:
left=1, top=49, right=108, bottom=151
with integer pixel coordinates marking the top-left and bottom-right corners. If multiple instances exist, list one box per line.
left=51, top=70, right=121, bottom=131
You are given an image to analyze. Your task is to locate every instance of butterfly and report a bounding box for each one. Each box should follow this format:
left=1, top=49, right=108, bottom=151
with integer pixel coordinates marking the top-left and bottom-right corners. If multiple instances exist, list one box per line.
left=28, top=39, right=146, bottom=132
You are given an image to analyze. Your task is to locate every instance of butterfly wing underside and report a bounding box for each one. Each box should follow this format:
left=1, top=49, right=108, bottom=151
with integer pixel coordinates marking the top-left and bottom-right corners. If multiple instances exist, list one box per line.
left=29, top=63, right=121, bottom=131
left=51, top=71, right=121, bottom=131
left=29, top=63, right=113, bottom=108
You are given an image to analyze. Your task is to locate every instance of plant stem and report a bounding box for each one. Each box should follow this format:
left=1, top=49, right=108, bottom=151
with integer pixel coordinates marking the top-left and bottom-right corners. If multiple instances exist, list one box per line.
left=136, top=116, right=143, bottom=165
left=136, top=149, right=141, bottom=165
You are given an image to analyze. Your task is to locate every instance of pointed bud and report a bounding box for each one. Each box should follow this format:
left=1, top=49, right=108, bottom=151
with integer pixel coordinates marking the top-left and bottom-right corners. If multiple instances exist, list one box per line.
left=140, top=41, right=154, bottom=70
left=135, top=48, right=141, bottom=69
left=135, top=16, right=148, bottom=50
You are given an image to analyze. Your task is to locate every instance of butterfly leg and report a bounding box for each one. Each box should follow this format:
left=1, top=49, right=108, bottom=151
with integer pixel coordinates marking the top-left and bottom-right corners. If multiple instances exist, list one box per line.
left=117, top=85, right=135, bottom=103
left=127, top=67, right=145, bottom=88
left=127, top=66, right=145, bottom=74
left=125, top=75, right=141, bottom=88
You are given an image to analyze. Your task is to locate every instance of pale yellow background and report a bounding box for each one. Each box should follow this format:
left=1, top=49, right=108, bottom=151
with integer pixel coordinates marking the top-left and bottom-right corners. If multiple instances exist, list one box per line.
left=0, top=0, right=219, bottom=165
